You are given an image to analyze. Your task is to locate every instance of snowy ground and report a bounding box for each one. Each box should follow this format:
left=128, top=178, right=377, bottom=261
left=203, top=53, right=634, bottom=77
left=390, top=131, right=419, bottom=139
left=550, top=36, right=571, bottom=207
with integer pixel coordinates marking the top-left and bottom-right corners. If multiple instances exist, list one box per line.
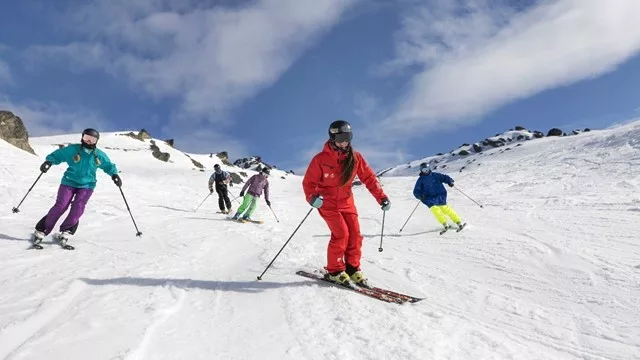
left=0, top=123, right=639, bottom=360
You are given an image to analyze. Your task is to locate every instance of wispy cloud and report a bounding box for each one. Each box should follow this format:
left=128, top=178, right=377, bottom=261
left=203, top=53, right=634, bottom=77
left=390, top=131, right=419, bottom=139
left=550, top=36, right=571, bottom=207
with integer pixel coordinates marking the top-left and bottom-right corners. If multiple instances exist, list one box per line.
left=0, top=95, right=108, bottom=136
left=160, top=123, right=250, bottom=160
left=379, top=0, right=640, bottom=138
left=0, top=45, right=12, bottom=85
left=26, top=0, right=359, bottom=121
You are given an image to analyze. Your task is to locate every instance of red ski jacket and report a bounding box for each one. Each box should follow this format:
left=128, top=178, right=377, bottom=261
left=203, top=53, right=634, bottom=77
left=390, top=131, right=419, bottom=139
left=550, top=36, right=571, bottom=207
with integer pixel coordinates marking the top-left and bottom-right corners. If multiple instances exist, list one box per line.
left=302, top=141, right=386, bottom=213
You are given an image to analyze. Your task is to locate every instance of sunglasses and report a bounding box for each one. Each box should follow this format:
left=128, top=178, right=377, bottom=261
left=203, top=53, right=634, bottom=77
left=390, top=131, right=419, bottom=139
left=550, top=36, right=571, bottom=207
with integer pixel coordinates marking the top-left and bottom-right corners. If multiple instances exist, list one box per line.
left=82, top=134, right=98, bottom=144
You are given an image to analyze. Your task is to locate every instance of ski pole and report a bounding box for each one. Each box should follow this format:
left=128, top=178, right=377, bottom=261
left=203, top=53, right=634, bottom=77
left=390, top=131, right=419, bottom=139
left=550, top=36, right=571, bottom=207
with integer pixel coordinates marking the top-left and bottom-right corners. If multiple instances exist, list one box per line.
left=267, top=205, right=280, bottom=223
left=257, top=208, right=313, bottom=280
left=399, top=201, right=421, bottom=233
left=454, top=186, right=484, bottom=208
left=118, top=187, right=143, bottom=236
left=194, top=193, right=212, bottom=212
left=378, top=210, right=386, bottom=252
left=230, top=193, right=242, bottom=204
left=12, top=172, right=45, bottom=213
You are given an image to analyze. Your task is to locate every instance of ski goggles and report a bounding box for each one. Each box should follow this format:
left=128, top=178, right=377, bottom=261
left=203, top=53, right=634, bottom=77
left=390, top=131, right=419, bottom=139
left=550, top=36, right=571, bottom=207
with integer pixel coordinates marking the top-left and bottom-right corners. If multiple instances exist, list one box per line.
left=82, top=134, right=98, bottom=144
left=332, top=131, right=353, bottom=143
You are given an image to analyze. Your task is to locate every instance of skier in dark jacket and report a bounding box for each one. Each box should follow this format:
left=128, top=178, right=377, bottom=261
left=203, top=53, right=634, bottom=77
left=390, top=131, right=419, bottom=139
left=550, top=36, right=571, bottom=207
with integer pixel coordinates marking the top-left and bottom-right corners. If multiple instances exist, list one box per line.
left=209, top=164, right=233, bottom=214
left=413, top=162, right=464, bottom=231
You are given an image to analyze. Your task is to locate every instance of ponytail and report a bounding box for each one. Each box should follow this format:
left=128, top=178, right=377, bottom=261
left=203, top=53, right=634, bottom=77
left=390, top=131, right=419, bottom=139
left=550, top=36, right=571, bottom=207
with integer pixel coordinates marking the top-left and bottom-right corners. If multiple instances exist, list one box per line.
left=339, top=146, right=355, bottom=186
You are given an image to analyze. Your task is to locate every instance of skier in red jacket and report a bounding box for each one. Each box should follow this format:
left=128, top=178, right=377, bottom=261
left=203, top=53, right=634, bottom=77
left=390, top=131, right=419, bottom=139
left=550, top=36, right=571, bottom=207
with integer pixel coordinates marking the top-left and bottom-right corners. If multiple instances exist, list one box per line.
left=302, top=120, right=390, bottom=287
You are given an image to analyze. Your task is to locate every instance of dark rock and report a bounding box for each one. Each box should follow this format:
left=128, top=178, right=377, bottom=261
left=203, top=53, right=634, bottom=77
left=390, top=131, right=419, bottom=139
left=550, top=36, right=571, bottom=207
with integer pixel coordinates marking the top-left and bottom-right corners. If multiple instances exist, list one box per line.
left=532, top=131, right=544, bottom=138
left=229, top=172, right=243, bottom=185
left=458, top=150, right=470, bottom=156
left=0, top=111, right=36, bottom=154
left=584, top=128, right=591, bottom=132
left=515, top=125, right=526, bottom=131
left=149, top=140, right=170, bottom=162
left=164, top=139, right=175, bottom=147
left=216, top=151, right=231, bottom=165
left=473, top=144, right=482, bottom=153
left=547, top=128, right=563, bottom=136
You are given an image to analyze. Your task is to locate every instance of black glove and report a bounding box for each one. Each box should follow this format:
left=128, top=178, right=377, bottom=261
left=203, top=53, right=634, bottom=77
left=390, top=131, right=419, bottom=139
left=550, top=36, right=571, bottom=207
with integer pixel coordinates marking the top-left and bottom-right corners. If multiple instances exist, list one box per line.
left=209, top=188, right=214, bottom=193
left=40, top=161, right=52, bottom=173
left=448, top=182, right=454, bottom=188
left=112, top=174, right=122, bottom=187
left=266, top=200, right=271, bottom=206
left=380, top=197, right=391, bottom=211
left=239, top=191, right=245, bottom=197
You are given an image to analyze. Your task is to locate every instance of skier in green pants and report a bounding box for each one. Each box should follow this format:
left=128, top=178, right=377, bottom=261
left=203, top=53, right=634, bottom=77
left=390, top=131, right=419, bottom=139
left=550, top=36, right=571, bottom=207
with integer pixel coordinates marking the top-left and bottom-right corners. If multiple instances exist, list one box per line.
left=232, top=167, right=271, bottom=221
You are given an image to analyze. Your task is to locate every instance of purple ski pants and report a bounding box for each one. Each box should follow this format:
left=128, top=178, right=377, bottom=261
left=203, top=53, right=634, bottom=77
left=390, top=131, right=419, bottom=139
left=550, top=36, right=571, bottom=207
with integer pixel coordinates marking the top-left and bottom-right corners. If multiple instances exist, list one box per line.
left=36, top=185, right=93, bottom=235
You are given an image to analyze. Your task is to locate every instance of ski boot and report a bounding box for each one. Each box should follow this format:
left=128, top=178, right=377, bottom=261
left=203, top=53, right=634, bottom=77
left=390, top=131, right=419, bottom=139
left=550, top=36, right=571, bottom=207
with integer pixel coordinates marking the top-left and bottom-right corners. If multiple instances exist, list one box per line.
left=325, top=271, right=354, bottom=287
left=349, top=271, right=370, bottom=288
left=54, top=231, right=75, bottom=250
left=231, top=212, right=240, bottom=220
left=31, top=230, right=45, bottom=249
left=439, top=223, right=451, bottom=235
left=456, top=221, right=466, bottom=232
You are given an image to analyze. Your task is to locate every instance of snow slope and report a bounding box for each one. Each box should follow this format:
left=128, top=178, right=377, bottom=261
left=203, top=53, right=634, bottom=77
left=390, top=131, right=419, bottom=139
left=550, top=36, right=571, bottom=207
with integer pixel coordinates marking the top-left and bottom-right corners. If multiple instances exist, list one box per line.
left=0, top=122, right=639, bottom=360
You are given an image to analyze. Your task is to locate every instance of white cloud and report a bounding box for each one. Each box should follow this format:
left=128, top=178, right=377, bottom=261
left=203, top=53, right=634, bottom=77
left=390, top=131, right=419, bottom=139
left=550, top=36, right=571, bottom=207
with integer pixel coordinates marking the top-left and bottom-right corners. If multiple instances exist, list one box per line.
left=27, top=0, right=359, bottom=120
left=0, top=45, right=12, bottom=84
left=0, top=61, right=11, bottom=84
left=0, top=95, right=108, bottom=136
left=159, top=123, right=249, bottom=159
left=381, top=0, right=640, bottom=138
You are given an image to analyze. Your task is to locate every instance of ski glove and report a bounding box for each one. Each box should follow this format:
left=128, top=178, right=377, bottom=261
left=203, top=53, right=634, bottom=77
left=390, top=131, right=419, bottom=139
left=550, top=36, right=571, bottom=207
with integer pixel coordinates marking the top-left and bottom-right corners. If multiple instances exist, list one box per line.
left=380, top=197, right=391, bottom=211
left=266, top=200, right=271, bottom=207
left=239, top=191, right=245, bottom=197
left=40, top=161, right=52, bottom=173
left=448, top=182, right=454, bottom=188
left=209, top=188, right=214, bottom=193
left=309, top=195, right=323, bottom=209
left=112, top=174, right=122, bottom=187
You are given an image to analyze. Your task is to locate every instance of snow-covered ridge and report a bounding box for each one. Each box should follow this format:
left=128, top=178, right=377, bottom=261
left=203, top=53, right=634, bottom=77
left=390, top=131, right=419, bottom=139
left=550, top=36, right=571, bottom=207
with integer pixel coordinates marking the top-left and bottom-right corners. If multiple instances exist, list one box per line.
left=28, top=131, right=292, bottom=181
left=378, top=125, right=592, bottom=177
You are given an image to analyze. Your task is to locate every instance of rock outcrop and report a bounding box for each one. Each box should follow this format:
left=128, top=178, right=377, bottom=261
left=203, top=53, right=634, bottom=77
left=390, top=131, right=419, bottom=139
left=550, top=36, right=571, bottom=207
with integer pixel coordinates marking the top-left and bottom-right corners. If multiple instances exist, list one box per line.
left=0, top=111, right=36, bottom=154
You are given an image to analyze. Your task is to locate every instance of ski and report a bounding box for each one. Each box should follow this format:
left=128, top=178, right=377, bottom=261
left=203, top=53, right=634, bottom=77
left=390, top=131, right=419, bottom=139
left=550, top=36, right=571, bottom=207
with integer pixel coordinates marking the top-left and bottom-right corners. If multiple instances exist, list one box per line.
left=456, top=223, right=467, bottom=232
left=237, top=219, right=264, bottom=224
left=296, top=270, right=408, bottom=304
left=314, top=269, right=424, bottom=303
left=364, top=285, right=424, bottom=303
left=439, top=226, right=450, bottom=235
left=28, top=243, right=74, bottom=250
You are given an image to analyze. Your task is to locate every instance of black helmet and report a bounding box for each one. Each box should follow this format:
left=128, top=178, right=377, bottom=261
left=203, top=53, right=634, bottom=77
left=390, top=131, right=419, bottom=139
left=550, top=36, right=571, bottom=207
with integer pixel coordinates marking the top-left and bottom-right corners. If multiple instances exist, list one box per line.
left=328, top=120, right=352, bottom=143
left=81, top=128, right=100, bottom=149
left=419, top=162, right=431, bottom=174
left=262, top=167, right=271, bottom=175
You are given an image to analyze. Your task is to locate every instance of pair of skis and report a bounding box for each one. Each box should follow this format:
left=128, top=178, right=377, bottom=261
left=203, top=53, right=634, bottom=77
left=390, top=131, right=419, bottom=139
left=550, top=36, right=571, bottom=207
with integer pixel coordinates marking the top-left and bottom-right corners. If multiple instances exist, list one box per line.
left=296, top=270, right=424, bottom=304
left=439, top=222, right=466, bottom=235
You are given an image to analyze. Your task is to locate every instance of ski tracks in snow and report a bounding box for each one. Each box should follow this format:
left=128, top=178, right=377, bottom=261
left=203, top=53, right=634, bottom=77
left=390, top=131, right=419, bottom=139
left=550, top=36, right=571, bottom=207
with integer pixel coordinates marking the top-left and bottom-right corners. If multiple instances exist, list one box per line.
left=0, top=280, right=87, bottom=360
left=124, top=285, right=187, bottom=360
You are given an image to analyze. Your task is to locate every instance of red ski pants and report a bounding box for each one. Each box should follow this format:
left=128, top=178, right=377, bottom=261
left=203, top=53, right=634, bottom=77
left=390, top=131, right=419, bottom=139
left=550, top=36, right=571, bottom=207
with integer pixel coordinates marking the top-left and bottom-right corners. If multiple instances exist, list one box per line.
left=319, top=209, right=363, bottom=273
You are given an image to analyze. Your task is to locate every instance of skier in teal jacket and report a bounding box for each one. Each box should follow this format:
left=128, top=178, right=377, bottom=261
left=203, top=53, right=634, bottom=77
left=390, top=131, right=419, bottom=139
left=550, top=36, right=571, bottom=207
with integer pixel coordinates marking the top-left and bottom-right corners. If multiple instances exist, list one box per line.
left=32, top=128, right=121, bottom=247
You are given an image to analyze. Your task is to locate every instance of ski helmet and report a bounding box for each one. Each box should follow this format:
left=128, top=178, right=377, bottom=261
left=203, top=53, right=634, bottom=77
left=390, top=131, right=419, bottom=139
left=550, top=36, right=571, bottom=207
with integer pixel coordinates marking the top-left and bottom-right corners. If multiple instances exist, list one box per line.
left=262, top=167, right=271, bottom=176
left=328, top=120, right=352, bottom=143
left=214, top=164, right=221, bottom=172
left=419, top=162, right=431, bottom=174
left=81, top=128, right=100, bottom=149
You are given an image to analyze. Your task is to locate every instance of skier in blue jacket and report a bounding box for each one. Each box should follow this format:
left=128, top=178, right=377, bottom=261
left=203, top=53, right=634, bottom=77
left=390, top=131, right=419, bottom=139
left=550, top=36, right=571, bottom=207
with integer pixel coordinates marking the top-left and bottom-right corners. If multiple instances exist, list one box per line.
left=413, top=162, right=464, bottom=231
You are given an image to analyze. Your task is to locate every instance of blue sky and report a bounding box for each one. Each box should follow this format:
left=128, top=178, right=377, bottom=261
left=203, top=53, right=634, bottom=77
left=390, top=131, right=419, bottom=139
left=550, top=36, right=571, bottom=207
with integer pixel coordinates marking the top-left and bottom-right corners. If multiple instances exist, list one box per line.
left=1, top=0, right=640, bottom=172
